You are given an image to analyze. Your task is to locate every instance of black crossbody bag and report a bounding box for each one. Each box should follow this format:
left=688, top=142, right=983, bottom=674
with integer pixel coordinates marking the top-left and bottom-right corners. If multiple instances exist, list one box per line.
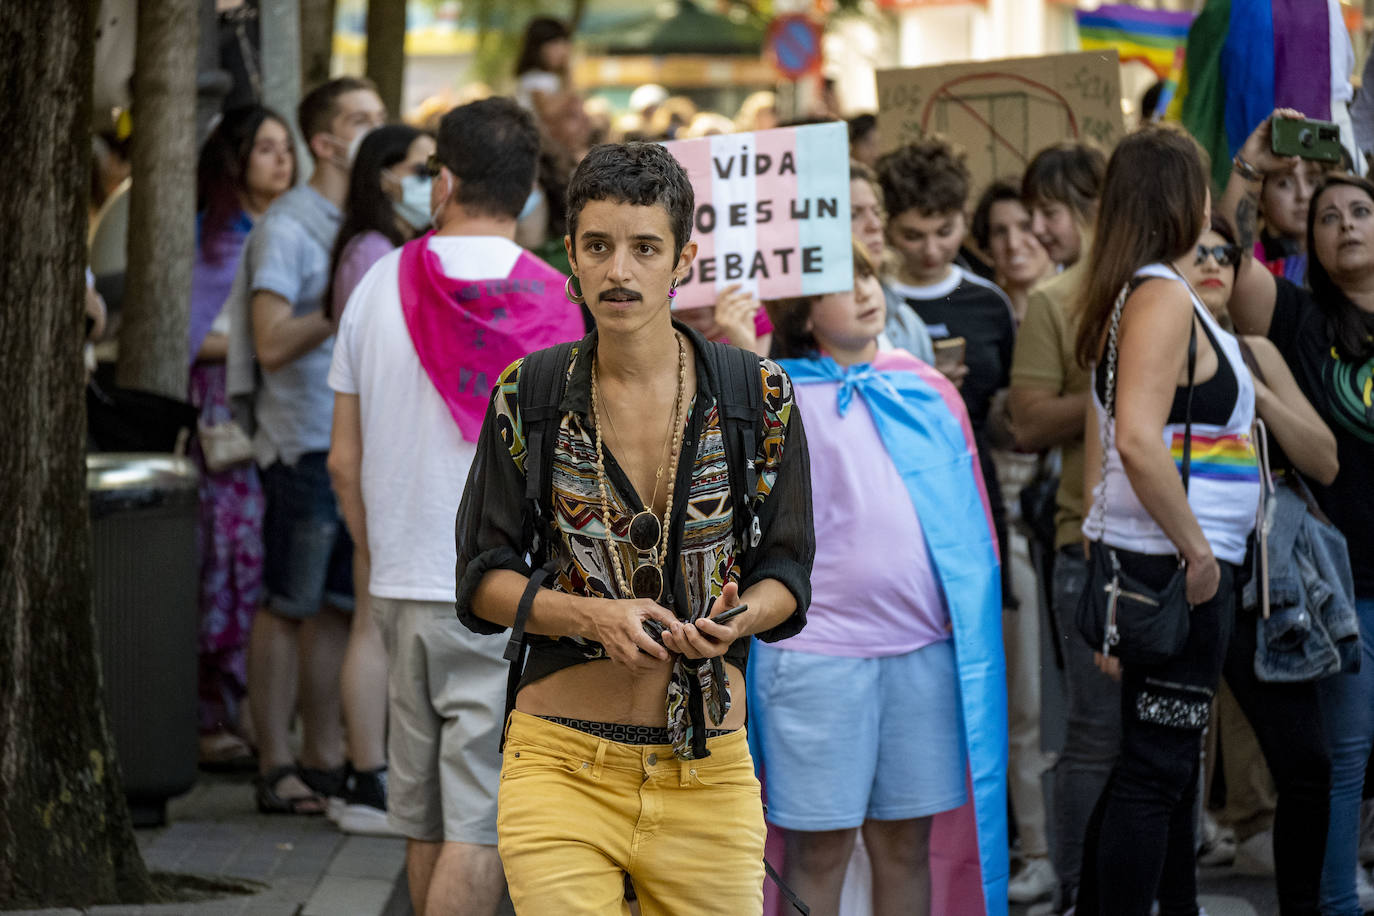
left=1076, top=277, right=1197, bottom=666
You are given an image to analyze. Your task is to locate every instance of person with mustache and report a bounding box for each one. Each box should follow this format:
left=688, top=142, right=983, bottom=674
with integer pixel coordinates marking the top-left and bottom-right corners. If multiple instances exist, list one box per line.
left=455, top=141, right=814, bottom=913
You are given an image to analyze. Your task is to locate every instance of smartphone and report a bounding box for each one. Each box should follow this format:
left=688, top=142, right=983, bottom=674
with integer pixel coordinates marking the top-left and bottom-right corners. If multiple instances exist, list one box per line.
left=1272, top=116, right=1343, bottom=163
left=933, top=336, right=967, bottom=374
left=710, top=602, right=750, bottom=625
left=641, top=603, right=750, bottom=647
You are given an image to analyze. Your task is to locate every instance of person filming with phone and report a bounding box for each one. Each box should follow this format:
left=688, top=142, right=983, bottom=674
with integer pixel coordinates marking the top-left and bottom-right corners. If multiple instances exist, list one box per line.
left=1222, top=108, right=1374, bottom=916
left=454, top=141, right=814, bottom=914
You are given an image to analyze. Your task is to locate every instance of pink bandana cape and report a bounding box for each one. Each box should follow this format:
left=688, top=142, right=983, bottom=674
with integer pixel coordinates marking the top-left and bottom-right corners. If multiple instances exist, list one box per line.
left=398, top=232, right=584, bottom=441
left=755, top=348, right=1008, bottom=916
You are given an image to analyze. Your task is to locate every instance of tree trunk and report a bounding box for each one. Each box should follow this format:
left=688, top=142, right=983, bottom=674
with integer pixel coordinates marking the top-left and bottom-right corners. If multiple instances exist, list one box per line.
left=260, top=0, right=307, bottom=173
left=569, top=0, right=588, bottom=30
left=365, top=0, right=406, bottom=119
left=116, top=0, right=198, bottom=399
left=300, top=0, right=337, bottom=90
left=0, top=0, right=158, bottom=907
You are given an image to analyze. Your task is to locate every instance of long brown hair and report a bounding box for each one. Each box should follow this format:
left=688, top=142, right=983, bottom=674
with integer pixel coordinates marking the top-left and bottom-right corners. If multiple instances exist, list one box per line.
left=1074, top=125, right=1209, bottom=368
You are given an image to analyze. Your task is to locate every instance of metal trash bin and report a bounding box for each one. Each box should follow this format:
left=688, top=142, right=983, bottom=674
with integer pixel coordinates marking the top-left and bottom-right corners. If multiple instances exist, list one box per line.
left=88, top=453, right=200, bottom=827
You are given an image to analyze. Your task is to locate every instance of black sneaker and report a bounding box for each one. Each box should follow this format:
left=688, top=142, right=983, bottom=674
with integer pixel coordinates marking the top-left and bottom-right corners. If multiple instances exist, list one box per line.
left=299, top=763, right=348, bottom=823
left=338, top=766, right=401, bottom=836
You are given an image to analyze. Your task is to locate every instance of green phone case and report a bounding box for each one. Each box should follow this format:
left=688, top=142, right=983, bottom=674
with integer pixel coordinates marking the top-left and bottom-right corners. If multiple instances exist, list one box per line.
left=1271, top=117, right=1343, bottom=163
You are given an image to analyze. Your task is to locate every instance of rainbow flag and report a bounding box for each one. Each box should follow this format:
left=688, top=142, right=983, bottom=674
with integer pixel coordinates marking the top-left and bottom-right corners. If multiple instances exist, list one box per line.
left=1170, top=0, right=1354, bottom=189
left=1076, top=4, right=1195, bottom=80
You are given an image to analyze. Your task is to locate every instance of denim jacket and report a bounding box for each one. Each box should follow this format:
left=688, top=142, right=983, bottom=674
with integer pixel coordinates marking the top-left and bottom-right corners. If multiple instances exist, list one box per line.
left=1244, top=479, right=1360, bottom=681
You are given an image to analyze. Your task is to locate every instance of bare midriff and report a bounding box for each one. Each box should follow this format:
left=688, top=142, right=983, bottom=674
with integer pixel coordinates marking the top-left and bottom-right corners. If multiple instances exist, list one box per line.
left=515, top=658, right=749, bottom=731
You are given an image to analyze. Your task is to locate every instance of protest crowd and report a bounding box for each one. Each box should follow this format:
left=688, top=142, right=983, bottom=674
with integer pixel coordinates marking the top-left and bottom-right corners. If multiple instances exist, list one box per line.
left=76, top=4, right=1374, bottom=916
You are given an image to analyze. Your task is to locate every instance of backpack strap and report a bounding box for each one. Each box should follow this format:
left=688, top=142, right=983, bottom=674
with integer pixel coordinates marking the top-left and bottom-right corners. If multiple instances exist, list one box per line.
left=702, top=340, right=764, bottom=555
left=499, top=340, right=575, bottom=749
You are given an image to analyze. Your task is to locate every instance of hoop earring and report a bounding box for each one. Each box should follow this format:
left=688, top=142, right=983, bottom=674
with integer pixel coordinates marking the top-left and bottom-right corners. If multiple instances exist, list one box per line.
left=565, top=274, right=585, bottom=304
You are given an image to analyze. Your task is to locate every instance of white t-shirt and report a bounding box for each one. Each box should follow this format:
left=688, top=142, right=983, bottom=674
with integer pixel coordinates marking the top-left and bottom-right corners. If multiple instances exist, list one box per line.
left=328, top=235, right=524, bottom=600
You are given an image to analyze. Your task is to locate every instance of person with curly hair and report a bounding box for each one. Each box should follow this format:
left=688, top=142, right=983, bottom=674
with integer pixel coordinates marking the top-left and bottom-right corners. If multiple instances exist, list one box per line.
left=877, top=138, right=1015, bottom=624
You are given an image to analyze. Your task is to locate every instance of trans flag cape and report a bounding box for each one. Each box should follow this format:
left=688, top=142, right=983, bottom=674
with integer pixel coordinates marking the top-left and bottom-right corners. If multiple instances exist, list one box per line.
left=1168, top=0, right=1358, bottom=189
left=755, top=349, right=1008, bottom=916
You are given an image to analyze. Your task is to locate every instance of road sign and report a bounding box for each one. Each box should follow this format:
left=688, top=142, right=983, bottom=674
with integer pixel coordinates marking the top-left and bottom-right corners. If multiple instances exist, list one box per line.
left=766, top=15, right=823, bottom=82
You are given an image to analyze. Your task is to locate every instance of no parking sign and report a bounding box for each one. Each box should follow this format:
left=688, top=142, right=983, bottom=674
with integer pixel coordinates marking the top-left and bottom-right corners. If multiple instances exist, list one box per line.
left=766, top=15, right=823, bottom=81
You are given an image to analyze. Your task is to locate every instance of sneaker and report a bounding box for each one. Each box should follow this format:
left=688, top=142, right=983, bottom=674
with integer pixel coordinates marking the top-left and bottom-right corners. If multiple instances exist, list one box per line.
left=299, top=764, right=348, bottom=824
left=1232, top=829, right=1275, bottom=877
left=337, top=767, right=403, bottom=837
left=1357, top=864, right=1374, bottom=912
left=1197, top=833, right=1236, bottom=868
left=1008, top=856, right=1057, bottom=904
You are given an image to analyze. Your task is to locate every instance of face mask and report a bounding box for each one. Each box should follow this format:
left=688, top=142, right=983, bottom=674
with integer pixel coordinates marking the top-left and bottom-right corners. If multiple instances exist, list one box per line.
left=328, top=128, right=371, bottom=170
left=395, top=174, right=433, bottom=231
left=429, top=171, right=451, bottom=227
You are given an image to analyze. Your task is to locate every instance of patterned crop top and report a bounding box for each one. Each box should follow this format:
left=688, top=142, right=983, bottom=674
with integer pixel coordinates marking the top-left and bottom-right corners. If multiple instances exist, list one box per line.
left=455, top=326, right=815, bottom=759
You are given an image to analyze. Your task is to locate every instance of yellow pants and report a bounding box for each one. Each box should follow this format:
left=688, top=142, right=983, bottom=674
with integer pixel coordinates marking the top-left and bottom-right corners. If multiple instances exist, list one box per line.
left=498, top=710, right=767, bottom=915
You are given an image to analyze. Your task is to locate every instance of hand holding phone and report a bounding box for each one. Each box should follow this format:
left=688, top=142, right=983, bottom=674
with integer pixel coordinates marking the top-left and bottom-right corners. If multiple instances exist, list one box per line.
left=642, top=603, right=749, bottom=647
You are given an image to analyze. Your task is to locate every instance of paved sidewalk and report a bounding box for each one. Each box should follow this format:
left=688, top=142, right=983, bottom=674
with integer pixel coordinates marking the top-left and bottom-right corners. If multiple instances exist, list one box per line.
left=6, top=772, right=410, bottom=916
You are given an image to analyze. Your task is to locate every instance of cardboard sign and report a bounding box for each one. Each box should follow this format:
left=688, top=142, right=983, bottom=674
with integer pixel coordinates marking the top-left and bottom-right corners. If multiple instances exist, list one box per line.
left=875, top=50, right=1125, bottom=194
left=662, top=122, right=853, bottom=310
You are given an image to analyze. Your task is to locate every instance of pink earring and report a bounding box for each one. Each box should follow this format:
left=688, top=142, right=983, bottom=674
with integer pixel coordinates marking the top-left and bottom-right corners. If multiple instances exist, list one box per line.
left=668, top=277, right=680, bottom=299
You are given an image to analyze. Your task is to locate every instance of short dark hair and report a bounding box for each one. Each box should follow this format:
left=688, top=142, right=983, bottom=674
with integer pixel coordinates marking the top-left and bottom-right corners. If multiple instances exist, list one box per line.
left=876, top=138, right=969, bottom=218
left=566, top=142, right=695, bottom=260
left=435, top=97, right=541, bottom=220
left=298, top=76, right=378, bottom=148
left=768, top=239, right=878, bottom=359
left=848, top=113, right=877, bottom=146
left=970, top=178, right=1024, bottom=251
left=516, top=17, right=570, bottom=77
left=1206, top=215, right=1241, bottom=279
left=1021, top=142, right=1106, bottom=224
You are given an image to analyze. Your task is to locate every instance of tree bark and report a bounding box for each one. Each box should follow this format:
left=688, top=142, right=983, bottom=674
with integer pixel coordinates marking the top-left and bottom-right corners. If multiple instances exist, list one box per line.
left=117, top=0, right=198, bottom=399
left=0, top=0, right=158, bottom=907
left=300, top=0, right=337, bottom=90
left=260, top=0, right=307, bottom=173
left=365, top=0, right=406, bottom=119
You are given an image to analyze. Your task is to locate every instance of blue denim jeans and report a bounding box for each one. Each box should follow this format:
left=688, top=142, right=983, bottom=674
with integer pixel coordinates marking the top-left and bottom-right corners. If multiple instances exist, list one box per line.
left=1318, top=597, right=1374, bottom=915
left=1048, top=545, right=1122, bottom=906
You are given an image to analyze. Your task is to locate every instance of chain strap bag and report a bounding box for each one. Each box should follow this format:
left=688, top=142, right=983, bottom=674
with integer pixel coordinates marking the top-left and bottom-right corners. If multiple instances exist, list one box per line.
left=1076, top=278, right=1197, bottom=667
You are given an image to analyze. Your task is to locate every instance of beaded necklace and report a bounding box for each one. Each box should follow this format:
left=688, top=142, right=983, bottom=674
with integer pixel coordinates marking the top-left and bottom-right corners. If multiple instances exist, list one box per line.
left=589, top=332, right=688, bottom=599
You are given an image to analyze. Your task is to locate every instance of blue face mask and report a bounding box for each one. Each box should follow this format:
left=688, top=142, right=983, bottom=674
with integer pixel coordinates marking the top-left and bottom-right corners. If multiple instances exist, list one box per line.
left=394, top=174, right=433, bottom=231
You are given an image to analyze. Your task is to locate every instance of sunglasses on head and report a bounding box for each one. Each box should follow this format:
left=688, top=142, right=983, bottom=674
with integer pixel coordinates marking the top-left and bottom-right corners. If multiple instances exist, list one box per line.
left=1195, top=243, right=1241, bottom=268
left=624, top=510, right=665, bottom=602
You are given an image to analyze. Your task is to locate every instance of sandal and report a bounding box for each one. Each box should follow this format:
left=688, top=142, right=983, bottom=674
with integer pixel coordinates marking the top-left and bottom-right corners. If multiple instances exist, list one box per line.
left=255, top=764, right=326, bottom=815
left=199, top=731, right=257, bottom=773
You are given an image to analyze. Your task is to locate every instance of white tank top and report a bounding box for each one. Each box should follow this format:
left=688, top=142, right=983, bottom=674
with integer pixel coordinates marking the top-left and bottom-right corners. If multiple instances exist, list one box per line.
left=1082, top=263, right=1260, bottom=564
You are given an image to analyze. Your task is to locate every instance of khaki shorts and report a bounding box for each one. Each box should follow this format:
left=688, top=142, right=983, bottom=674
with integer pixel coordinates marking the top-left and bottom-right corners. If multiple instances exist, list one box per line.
left=373, top=596, right=507, bottom=844
left=498, top=711, right=767, bottom=915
